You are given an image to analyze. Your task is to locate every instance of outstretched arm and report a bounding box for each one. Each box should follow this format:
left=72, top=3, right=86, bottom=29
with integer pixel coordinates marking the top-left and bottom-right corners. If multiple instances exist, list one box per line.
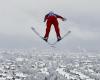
left=56, top=14, right=66, bottom=21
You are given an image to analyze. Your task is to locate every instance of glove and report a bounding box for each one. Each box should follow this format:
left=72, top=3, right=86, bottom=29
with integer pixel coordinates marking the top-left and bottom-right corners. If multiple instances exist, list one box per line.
left=62, top=18, right=67, bottom=21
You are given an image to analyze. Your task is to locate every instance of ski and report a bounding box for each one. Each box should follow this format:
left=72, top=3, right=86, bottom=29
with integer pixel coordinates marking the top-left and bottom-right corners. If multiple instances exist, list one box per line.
left=31, top=27, right=43, bottom=40
left=31, top=27, right=51, bottom=45
left=50, top=30, right=71, bottom=45
left=31, top=27, right=71, bottom=45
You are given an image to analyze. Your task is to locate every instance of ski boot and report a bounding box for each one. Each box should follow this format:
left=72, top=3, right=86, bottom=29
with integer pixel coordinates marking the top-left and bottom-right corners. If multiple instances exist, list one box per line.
left=57, top=36, right=61, bottom=41
left=43, top=37, right=48, bottom=42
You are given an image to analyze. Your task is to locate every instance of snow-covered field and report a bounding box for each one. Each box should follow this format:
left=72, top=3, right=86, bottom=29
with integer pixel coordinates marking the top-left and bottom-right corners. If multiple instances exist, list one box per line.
left=0, top=48, right=100, bottom=80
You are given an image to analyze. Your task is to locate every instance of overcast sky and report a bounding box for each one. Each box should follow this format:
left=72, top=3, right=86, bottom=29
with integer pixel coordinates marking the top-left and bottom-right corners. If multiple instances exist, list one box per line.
left=0, top=0, right=100, bottom=50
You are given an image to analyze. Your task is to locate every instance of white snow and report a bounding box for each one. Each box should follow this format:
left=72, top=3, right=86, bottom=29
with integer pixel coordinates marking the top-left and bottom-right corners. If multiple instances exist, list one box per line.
left=0, top=49, right=100, bottom=80
left=56, top=68, right=70, bottom=79
left=16, top=58, right=24, bottom=62
left=40, top=68, right=49, bottom=75
left=70, top=69, right=90, bottom=79
left=16, top=72, right=27, bottom=78
left=0, top=77, right=6, bottom=80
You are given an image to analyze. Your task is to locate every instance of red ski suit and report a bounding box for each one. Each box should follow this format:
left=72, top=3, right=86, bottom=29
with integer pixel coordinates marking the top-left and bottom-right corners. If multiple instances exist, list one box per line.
left=44, top=13, right=64, bottom=39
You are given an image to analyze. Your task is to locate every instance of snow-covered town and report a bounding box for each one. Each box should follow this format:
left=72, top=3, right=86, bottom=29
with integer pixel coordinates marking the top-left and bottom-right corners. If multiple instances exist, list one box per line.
left=0, top=48, right=100, bottom=80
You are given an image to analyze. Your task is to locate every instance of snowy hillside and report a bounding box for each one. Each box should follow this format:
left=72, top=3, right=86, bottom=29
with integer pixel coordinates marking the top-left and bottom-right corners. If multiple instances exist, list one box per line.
left=0, top=48, right=100, bottom=80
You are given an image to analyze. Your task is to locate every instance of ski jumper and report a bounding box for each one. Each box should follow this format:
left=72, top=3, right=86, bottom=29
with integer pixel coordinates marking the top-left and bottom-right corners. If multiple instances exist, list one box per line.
left=44, top=12, right=64, bottom=40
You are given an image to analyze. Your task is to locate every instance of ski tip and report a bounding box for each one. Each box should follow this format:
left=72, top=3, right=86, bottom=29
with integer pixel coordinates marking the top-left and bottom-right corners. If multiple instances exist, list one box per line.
left=68, top=30, right=71, bottom=33
left=31, top=27, right=35, bottom=30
